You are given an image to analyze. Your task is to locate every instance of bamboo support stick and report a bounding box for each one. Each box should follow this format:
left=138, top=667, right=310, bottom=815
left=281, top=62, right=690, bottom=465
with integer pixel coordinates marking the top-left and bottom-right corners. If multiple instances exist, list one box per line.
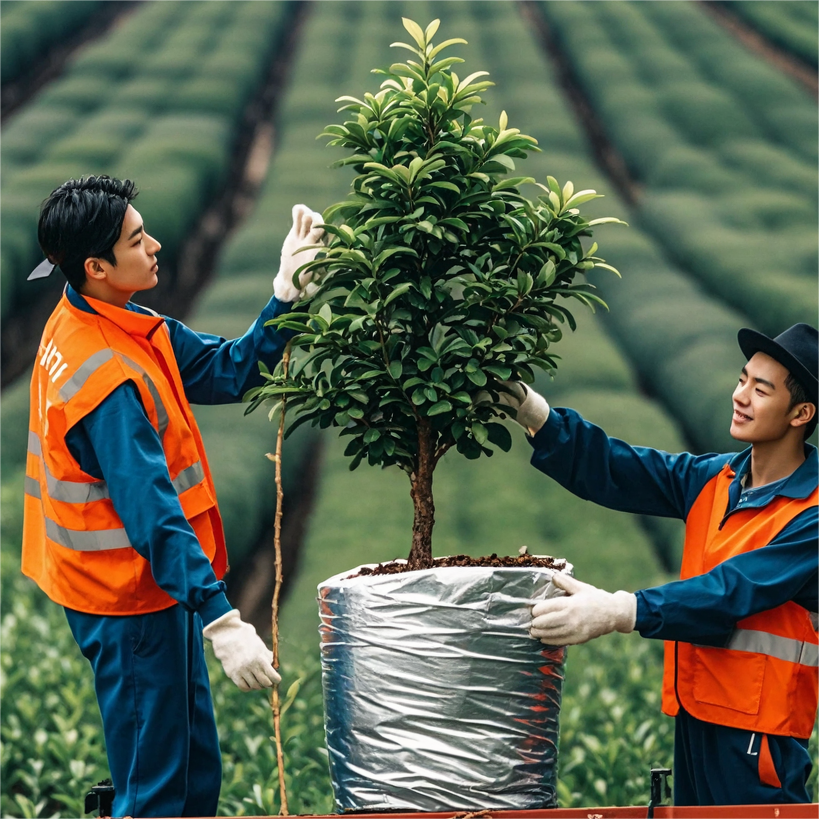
left=269, top=343, right=291, bottom=816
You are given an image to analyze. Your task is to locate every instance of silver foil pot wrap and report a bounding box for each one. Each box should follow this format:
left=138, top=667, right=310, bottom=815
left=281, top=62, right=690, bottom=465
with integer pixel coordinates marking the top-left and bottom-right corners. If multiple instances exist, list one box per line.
left=317, top=561, right=571, bottom=813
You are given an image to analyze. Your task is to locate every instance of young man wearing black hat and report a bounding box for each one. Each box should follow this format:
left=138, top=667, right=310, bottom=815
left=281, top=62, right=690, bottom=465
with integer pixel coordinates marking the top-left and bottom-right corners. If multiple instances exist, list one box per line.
left=498, top=323, right=818, bottom=806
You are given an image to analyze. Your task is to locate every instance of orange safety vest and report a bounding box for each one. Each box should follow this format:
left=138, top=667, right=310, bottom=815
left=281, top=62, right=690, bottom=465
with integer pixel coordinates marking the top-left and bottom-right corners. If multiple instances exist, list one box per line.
left=661, top=463, right=819, bottom=738
left=22, top=291, right=227, bottom=615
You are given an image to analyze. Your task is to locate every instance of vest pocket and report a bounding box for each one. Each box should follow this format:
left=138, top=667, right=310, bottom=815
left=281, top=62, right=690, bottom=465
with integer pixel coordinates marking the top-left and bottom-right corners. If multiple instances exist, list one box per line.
left=693, top=645, right=765, bottom=714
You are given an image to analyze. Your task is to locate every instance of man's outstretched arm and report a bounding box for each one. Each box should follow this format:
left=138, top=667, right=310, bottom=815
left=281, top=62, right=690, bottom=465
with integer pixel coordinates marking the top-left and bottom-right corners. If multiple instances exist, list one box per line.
left=530, top=513, right=817, bottom=647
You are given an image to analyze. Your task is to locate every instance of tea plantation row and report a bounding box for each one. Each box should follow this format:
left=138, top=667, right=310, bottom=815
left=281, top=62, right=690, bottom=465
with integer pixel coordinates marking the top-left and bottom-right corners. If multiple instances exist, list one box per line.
left=722, top=0, right=819, bottom=68
left=537, top=0, right=818, bottom=337
left=463, top=0, right=749, bottom=456
left=0, top=0, right=104, bottom=87
left=1, top=0, right=294, bottom=321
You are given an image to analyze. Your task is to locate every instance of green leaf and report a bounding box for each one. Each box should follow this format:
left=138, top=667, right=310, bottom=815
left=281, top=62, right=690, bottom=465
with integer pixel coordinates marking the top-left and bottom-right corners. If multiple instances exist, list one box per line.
left=428, top=36, right=467, bottom=60
left=487, top=422, right=513, bottom=452
left=388, top=360, right=403, bottom=379
left=427, top=400, right=453, bottom=416
left=466, top=368, right=487, bottom=387
left=471, top=422, right=488, bottom=445
left=424, top=18, right=441, bottom=41
left=588, top=217, right=628, bottom=227
left=318, top=303, right=333, bottom=325
left=363, top=428, right=381, bottom=444
left=484, top=364, right=512, bottom=380
left=384, top=281, right=414, bottom=305
left=428, top=181, right=461, bottom=193
left=401, top=17, right=426, bottom=48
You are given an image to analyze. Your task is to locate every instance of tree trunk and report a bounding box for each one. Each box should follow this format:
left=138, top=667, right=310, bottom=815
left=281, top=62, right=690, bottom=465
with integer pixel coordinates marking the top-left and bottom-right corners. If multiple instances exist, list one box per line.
left=407, top=418, right=435, bottom=570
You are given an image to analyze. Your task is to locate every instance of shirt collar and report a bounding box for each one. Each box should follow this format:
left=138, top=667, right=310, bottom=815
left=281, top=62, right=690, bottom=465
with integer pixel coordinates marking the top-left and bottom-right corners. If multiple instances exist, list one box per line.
left=728, top=444, right=817, bottom=500
left=66, top=285, right=164, bottom=339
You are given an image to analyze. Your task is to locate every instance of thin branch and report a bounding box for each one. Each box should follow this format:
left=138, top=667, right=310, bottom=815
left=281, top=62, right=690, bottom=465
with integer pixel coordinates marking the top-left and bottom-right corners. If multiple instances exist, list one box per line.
left=270, top=342, right=291, bottom=816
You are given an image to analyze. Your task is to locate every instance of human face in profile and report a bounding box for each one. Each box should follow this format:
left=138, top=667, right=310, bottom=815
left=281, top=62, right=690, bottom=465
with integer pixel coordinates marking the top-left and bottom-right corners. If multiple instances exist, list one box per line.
left=84, top=205, right=161, bottom=307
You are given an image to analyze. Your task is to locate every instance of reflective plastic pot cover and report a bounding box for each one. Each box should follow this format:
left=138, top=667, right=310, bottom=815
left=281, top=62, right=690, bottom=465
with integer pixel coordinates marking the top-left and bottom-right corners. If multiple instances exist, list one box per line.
left=317, top=561, right=570, bottom=812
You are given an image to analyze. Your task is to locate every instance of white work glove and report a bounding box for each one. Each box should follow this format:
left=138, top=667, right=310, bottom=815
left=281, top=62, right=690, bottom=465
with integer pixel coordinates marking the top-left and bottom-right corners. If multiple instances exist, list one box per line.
left=273, top=204, right=325, bottom=302
left=529, top=573, right=636, bottom=646
left=202, top=609, right=281, bottom=691
left=486, top=380, right=550, bottom=434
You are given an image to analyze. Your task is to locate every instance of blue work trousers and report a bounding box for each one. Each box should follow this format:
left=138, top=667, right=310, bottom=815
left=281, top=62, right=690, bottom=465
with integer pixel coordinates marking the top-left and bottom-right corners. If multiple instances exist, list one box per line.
left=673, top=708, right=812, bottom=805
left=65, top=604, right=221, bottom=817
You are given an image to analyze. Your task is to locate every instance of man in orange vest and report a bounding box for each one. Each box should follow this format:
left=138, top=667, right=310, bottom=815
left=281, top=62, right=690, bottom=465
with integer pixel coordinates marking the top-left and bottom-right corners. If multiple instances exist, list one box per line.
left=497, top=323, right=817, bottom=806
left=22, top=175, right=324, bottom=817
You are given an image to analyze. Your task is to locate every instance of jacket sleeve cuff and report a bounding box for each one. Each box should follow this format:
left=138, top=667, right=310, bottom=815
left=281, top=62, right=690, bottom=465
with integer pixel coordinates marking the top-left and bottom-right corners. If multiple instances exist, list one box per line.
left=198, top=591, right=233, bottom=628
left=634, top=590, right=655, bottom=635
left=526, top=405, right=562, bottom=451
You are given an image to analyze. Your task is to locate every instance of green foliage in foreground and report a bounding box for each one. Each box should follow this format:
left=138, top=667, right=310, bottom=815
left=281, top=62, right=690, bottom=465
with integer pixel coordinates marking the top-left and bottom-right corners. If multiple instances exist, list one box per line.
left=5, top=561, right=813, bottom=816
left=0, top=570, right=650, bottom=817
left=0, top=571, right=333, bottom=818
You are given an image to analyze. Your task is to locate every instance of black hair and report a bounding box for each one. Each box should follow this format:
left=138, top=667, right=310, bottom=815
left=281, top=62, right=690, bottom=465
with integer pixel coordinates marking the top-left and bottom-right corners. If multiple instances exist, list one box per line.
left=37, top=175, right=138, bottom=292
left=785, top=371, right=817, bottom=439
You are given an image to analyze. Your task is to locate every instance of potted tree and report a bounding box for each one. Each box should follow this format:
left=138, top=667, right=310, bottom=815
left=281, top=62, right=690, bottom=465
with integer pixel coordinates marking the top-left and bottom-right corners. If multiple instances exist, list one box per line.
left=248, top=18, right=623, bottom=813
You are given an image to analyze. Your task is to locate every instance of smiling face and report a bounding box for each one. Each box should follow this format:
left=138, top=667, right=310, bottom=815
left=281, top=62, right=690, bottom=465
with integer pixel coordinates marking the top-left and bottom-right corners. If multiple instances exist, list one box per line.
left=730, top=352, right=806, bottom=444
left=83, top=204, right=161, bottom=307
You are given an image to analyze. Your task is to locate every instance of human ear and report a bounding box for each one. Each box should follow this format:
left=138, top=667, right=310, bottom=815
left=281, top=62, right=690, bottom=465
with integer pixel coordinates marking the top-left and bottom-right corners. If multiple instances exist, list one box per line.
left=83, top=257, right=107, bottom=282
left=790, top=402, right=816, bottom=430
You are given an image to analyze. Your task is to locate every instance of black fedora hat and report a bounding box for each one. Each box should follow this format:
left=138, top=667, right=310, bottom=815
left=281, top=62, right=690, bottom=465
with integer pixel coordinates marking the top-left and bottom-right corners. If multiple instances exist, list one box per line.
left=737, top=323, right=818, bottom=405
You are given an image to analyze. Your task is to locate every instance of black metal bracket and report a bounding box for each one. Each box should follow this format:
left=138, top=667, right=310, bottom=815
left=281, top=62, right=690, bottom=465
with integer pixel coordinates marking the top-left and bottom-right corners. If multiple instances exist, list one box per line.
left=646, top=767, right=672, bottom=819
left=84, top=778, right=115, bottom=817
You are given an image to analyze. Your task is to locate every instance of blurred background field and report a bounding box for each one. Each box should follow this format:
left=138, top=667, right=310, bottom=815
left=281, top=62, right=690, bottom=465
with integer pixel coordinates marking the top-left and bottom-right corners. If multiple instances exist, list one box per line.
left=1, top=1, right=816, bottom=815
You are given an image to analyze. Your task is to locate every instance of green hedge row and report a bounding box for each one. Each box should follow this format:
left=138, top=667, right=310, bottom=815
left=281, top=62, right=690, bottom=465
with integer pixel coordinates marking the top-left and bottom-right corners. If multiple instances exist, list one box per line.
left=0, top=0, right=103, bottom=86
left=536, top=1, right=818, bottom=336
left=1, top=0, right=292, bottom=321
left=719, top=1, right=818, bottom=69
left=456, top=2, right=747, bottom=456
left=186, top=3, right=376, bottom=575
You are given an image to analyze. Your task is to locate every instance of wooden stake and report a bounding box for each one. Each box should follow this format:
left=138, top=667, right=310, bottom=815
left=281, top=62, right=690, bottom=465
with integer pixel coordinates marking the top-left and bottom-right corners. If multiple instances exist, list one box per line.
left=270, top=343, right=291, bottom=816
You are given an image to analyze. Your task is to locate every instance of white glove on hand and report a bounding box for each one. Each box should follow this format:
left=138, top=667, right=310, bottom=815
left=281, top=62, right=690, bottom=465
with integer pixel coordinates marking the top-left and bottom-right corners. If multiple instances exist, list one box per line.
left=490, top=380, right=550, bottom=433
left=273, top=204, right=325, bottom=302
left=203, top=609, right=281, bottom=691
left=529, top=573, right=636, bottom=646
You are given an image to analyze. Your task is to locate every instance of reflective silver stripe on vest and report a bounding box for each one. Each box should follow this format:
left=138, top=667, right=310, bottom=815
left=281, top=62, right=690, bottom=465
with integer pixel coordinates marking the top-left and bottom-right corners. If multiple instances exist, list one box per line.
left=28, top=431, right=110, bottom=503
left=145, top=374, right=169, bottom=440
left=726, top=628, right=819, bottom=668
left=25, top=476, right=42, bottom=499
left=172, top=461, right=205, bottom=494
left=51, top=347, right=169, bottom=442
left=28, top=430, right=42, bottom=457
left=119, top=355, right=169, bottom=440
left=45, top=516, right=133, bottom=552
left=45, top=468, right=109, bottom=503
left=59, top=349, right=114, bottom=402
